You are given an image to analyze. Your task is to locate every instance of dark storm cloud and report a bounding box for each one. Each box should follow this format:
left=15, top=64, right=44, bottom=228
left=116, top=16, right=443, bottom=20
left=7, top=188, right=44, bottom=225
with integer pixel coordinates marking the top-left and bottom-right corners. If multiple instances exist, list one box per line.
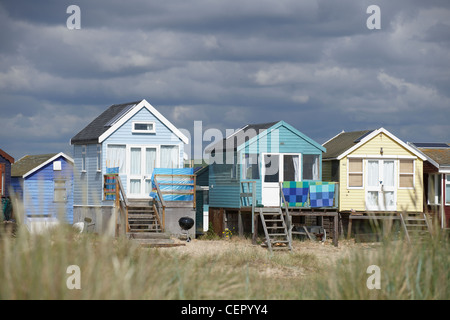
left=0, top=0, right=449, bottom=159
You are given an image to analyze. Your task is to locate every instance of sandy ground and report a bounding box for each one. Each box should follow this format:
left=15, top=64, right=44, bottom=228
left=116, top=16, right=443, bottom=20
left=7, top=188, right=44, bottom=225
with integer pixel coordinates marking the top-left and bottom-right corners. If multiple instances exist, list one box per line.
left=165, top=237, right=373, bottom=270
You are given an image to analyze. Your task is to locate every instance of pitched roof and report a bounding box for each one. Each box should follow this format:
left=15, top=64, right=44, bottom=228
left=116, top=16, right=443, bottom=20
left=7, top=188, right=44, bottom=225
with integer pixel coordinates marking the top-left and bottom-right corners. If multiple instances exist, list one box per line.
left=410, top=143, right=450, bottom=167
left=323, top=128, right=427, bottom=161
left=322, top=130, right=373, bottom=159
left=71, top=100, right=141, bottom=144
left=0, top=148, right=14, bottom=164
left=71, top=99, right=188, bottom=145
left=204, top=121, right=279, bottom=153
left=11, top=153, right=74, bottom=178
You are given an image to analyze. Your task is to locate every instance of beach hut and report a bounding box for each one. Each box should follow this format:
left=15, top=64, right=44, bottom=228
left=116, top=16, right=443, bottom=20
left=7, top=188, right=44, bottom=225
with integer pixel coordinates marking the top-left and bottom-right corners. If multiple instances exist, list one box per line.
left=206, top=120, right=326, bottom=236
left=11, top=153, right=74, bottom=232
left=409, top=142, right=450, bottom=229
left=70, top=99, right=194, bottom=236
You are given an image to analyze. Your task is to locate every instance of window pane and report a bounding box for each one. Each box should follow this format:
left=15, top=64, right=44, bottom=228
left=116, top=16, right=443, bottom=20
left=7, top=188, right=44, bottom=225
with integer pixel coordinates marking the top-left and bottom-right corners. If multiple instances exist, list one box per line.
left=106, top=145, right=126, bottom=174
left=303, top=154, right=319, bottom=180
left=383, top=161, right=395, bottom=187
left=130, top=148, right=141, bottom=175
left=446, top=175, right=450, bottom=204
left=146, top=148, right=156, bottom=175
left=264, top=154, right=279, bottom=182
left=349, top=158, right=363, bottom=172
left=349, top=173, right=363, bottom=187
left=400, top=175, right=414, bottom=188
left=367, top=191, right=379, bottom=207
left=244, top=154, right=260, bottom=180
left=283, top=155, right=299, bottom=181
left=400, top=159, right=414, bottom=174
left=367, top=160, right=379, bottom=187
left=134, top=123, right=153, bottom=131
left=161, top=146, right=179, bottom=168
left=130, top=179, right=141, bottom=194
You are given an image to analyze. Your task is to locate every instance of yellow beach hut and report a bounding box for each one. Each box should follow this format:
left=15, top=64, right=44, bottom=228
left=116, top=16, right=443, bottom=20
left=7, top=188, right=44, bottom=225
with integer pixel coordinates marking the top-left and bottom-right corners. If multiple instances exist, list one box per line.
left=322, top=128, right=426, bottom=214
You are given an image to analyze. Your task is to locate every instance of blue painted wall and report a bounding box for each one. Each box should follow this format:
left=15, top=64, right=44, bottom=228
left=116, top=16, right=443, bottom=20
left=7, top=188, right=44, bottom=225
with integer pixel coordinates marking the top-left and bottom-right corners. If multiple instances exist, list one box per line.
left=12, top=155, right=74, bottom=223
left=73, top=106, right=186, bottom=206
left=209, top=122, right=325, bottom=208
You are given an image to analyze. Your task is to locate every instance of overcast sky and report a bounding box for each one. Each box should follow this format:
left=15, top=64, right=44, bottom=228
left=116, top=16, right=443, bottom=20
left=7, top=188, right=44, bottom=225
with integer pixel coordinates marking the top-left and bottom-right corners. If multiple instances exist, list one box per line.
left=0, top=0, right=449, bottom=160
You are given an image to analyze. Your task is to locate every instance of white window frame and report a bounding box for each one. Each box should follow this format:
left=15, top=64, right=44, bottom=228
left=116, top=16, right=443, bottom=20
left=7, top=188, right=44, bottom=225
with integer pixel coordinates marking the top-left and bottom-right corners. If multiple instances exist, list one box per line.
left=81, top=145, right=87, bottom=172
left=96, top=144, right=102, bottom=172
left=446, top=174, right=450, bottom=206
left=347, top=158, right=364, bottom=189
left=302, top=154, right=320, bottom=181
left=132, top=121, right=156, bottom=134
left=427, top=174, right=441, bottom=205
left=398, top=159, right=415, bottom=190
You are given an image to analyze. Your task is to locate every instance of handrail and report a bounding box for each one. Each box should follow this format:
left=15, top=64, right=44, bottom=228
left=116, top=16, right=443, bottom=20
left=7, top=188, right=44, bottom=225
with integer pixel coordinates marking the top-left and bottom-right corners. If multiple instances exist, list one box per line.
left=240, top=181, right=256, bottom=234
left=114, top=175, right=129, bottom=235
left=153, top=176, right=166, bottom=231
left=279, top=182, right=293, bottom=243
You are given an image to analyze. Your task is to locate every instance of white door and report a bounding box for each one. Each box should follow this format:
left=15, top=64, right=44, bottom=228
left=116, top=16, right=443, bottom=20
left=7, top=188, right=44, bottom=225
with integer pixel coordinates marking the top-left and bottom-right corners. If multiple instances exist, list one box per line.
left=128, top=146, right=157, bottom=198
left=261, top=153, right=300, bottom=206
left=366, top=159, right=396, bottom=211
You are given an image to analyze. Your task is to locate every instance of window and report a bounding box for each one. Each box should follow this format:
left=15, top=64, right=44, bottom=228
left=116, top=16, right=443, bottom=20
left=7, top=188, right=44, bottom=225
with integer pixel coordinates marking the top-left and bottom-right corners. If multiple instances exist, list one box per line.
left=399, top=159, right=414, bottom=188
left=54, top=179, right=66, bottom=202
left=243, top=154, right=260, bottom=180
left=81, top=145, right=86, bottom=172
left=97, top=144, right=102, bottom=171
left=428, top=174, right=441, bottom=205
left=348, top=158, right=363, bottom=188
left=303, top=154, right=319, bottom=180
left=132, top=122, right=155, bottom=133
left=446, top=175, right=450, bottom=205
left=53, top=161, right=62, bottom=171
left=160, top=145, right=179, bottom=168
left=106, top=145, right=126, bottom=174
left=284, top=154, right=299, bottom=181
left=0, top=164, right=4, bottom=196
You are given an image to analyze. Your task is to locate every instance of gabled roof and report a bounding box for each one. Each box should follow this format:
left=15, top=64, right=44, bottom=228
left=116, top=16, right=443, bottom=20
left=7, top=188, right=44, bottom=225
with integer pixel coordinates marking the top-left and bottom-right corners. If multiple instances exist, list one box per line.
left=323, top=128, right=427, bottom=161
left=322, top=130, right=373, bottom=159
left=71, top=99, right=188, bottom=145
left=409, top=142, right=450, bottom=169
left=11, top=152, right=74, bottom=178
left=0, top=148, right=14, bottom=164
left=204, top=121, right=279, bottom=153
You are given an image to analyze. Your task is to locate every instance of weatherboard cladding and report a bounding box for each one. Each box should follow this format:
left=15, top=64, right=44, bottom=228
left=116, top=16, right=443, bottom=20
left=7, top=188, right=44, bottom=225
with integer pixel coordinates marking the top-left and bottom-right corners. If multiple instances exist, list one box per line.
left=73, top=103, right=185, bottom=205
left=12, top=155, right=74, bottom=223
left=208, top=121, right=325, bottom=208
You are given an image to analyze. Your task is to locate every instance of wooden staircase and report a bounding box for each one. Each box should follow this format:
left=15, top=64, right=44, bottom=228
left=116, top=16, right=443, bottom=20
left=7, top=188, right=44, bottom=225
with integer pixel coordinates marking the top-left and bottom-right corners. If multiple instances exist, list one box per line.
left=258, top=207, right=292, bottom=252
left=125, top=199, right=177, bottom=247
left=400, top=212, right=432, bottom=243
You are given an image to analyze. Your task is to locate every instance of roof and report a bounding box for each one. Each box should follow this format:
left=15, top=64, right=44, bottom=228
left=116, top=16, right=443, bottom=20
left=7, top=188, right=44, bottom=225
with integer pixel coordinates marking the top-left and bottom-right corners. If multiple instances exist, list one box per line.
left=410, top=142, right=450, bottom=167
left=0, top=148, right=14, bottom=164
left=11, top=152, right=74, bottom=178
left=71, top=99, right=189, bottom=145
left=323, top=128, right=427, bottom=161
left=71, top=101, right=141, bottom=144
left=322, top=130, right=373, bottom=159
left=204, top=121, right=279, bottom=153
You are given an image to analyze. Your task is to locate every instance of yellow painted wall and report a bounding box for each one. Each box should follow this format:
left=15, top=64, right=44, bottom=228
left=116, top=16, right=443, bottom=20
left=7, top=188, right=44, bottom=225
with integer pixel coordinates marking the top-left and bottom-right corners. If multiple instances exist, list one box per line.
left=339, top=132, right=423, bottom=212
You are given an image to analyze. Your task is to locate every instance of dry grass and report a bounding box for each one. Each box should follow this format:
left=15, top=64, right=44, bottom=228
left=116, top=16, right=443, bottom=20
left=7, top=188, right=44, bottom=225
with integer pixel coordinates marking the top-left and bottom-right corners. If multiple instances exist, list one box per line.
left=1, top=223, right=448, bottom=300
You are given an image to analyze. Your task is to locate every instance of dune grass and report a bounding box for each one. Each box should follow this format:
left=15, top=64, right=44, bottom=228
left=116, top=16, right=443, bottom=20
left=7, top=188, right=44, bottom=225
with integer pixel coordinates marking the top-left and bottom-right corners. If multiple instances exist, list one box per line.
left=1, top=220, right=449, bottom=300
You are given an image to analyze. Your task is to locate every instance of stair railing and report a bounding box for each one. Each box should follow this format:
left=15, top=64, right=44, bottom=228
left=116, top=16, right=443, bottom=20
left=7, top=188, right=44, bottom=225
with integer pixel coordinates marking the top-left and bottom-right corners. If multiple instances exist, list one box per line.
left=152, top=176, right=166, bottom=232
left=115, top=176, right=129, bottom=235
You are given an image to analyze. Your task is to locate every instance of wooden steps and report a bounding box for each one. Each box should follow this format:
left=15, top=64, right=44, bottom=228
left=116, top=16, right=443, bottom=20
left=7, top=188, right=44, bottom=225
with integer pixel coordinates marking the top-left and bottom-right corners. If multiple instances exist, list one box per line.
left=400, top=212, right=432, bottom=243
left=127, top=200, right=162, bottom=233
left=258, top=207, right=292, bottom=253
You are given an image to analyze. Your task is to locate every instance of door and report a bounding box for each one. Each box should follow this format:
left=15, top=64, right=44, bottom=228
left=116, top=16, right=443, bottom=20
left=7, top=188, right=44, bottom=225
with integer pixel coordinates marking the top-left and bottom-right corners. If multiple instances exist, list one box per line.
left=261, top=154, right=300, bottom=206
left=128, top=146, right=157, bottom=198
left=366, top=159, right=396, bottom=211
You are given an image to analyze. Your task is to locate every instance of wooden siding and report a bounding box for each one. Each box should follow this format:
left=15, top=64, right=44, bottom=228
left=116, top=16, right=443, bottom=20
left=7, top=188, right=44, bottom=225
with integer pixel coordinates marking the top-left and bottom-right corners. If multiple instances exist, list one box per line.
left=73, top=144, right=102, bottom=206
left=102, top=107, right=184, bottom=198
left=73, top=107, right=185, bottom=205
left=20, top=156, right=74, bottom=223
left=338, top=133, right=423, bottom=212
left=209, top=124, right=324, bottom=208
